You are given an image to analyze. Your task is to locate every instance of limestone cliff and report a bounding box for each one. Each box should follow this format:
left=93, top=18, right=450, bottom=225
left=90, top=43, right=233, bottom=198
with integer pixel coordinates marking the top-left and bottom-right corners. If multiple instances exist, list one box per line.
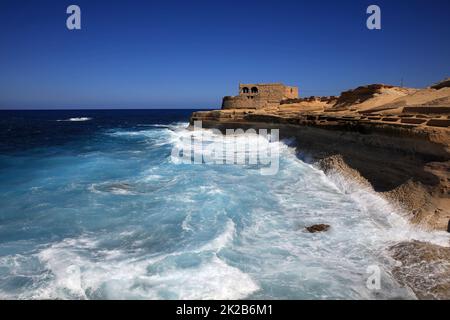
left=189, top=79, right=450, bottom=299
left=190, top=79, right=450, bottom=232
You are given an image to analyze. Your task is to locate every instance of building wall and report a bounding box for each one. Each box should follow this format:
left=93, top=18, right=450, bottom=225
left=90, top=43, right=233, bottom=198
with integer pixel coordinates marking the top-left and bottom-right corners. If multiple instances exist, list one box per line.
left=283, top=86, right=299, bottom=99
left=222, top=95, right=267, bottom=109
left=222, top=83, right=299, bottom=109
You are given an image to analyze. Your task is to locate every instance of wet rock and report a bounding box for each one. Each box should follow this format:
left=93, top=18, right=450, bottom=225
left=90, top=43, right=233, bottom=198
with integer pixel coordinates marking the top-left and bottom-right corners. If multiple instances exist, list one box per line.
left=389, top=240, right=450, bottom=299
left=305, top=224, right=330, bottom=233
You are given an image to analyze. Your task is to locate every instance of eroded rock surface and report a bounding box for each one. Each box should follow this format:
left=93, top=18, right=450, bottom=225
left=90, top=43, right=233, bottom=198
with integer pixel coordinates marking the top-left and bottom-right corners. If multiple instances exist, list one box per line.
left=190, top=79, right=450, bottom=231
left=390, top=241, right=450, bottom=299
left=305, top=224, right=330, bottom=233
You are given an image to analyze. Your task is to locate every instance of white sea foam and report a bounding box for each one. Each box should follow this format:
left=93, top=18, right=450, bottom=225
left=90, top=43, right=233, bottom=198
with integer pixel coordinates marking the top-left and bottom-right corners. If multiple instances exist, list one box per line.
left=88, top=182, right=137, bottom=195
left=181, top=213, right=193, bottom=232
left=57, top=117, right=92, bottom=122
left=106, top=126, right=180, bottom=147
left=137, top=124, right=169, bottom=128
left=322, top=168, right=450, bottom=247
left=199, top=219, right=236, bottom=252
left=2, top=122, right=449, bottom=300
left=47, top=126, right=450, bottom=300
left=27, top=232, right=258, bottom=300
left=169, top=124, right=281, bottom=173
left=106, top=130, right=156, bottom=137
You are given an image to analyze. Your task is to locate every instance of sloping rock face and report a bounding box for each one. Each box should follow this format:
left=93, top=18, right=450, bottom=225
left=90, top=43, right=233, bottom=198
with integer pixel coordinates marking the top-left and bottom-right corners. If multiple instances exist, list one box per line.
left=332, top=84, right=395, bottom=109
left=431, top=78, right=450, bottom=90
left=390, top=241, right=450, bottom=299
left=372, top=87, right=450, bottom=112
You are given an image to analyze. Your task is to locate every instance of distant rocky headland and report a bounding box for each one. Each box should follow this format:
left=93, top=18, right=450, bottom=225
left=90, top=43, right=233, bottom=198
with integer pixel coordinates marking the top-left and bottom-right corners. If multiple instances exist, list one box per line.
left=190, top=79, right=450, bottom=299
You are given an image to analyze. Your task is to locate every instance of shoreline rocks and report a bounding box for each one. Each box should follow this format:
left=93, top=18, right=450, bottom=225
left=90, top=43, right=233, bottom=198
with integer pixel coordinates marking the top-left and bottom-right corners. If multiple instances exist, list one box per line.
left=389, top=241, right=450, bottom=299
left=189, top=112, right=450, bottom=232
left=305, top=224, right=330, bottom=233
left=189, top=79, right=450, bottom=299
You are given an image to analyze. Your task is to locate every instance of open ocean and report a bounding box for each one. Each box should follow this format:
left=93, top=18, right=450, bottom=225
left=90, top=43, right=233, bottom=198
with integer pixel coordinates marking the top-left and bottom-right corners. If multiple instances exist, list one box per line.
left=0, top=109, right=449, bottom=299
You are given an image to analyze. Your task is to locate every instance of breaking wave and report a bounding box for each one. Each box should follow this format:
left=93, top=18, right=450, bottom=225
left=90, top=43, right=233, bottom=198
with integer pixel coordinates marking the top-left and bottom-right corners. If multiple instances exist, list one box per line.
left=57, top=117, right=92, bottom=122
left=0, top=119, right=449, bottom=300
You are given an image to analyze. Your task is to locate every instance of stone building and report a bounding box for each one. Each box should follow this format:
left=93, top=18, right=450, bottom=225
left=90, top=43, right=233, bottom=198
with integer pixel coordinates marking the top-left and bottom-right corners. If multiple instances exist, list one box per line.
left=222, top=83, right=299, bottom=109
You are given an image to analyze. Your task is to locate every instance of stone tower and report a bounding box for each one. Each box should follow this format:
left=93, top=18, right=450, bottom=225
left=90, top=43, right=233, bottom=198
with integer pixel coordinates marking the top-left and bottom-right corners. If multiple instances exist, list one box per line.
left=222, top=83, right=299, bottom=109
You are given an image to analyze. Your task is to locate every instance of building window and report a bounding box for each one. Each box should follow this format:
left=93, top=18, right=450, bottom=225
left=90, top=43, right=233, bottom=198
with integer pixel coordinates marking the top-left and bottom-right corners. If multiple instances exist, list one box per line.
left=251, top=87, right=258, bottom=94
left=242, top=87, right=249, bottom=94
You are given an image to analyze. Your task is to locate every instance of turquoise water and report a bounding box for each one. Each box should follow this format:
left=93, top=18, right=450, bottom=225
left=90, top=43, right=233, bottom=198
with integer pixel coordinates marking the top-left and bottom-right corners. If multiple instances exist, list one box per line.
left=0, top=110, right=448, bottom=299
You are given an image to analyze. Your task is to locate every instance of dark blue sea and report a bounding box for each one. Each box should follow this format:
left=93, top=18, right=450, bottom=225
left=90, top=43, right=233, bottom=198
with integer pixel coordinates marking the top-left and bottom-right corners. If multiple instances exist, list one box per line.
left=0, top=109, right=448, bottom=299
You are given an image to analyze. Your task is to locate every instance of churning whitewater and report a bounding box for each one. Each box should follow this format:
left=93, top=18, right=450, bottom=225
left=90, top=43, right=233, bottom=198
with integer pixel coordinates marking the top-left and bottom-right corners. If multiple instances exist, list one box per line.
left=0, top=110, right=449, bottom=300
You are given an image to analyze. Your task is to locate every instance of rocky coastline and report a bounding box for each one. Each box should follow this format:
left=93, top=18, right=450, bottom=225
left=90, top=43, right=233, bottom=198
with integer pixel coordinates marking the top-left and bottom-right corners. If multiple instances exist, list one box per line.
left=189, top=79, right=450, bottom=299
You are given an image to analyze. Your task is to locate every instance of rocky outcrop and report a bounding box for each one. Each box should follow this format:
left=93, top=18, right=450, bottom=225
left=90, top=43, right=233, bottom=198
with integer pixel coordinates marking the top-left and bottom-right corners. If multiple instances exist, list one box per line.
left=390, top=241, right=450, bottom=299
left=190, top=84, right=450, bottom=232
left=281, top=96, right=338, bottom=105
left=332, top=84, right=396, bottom=109
left=431, top=78, right=450, bottom=90
left=191, top=110, right=450, bottom=231
left=189, top=79, right=450, bottom=299
left=305, top=224, right=330, bottom=233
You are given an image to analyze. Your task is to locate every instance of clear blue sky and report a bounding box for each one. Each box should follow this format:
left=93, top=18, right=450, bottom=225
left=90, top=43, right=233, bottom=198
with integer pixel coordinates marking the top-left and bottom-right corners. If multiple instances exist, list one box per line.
left=0, top=0, right=449, bottom=109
